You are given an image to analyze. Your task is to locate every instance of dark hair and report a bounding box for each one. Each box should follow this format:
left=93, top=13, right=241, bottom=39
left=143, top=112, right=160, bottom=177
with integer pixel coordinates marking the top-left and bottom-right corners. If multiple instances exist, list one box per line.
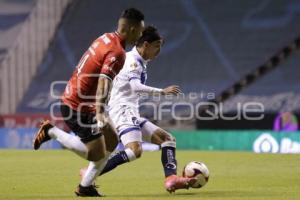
left=136, top=26, right=162, bottom=47
left=120, top=8, right=144, bottom=23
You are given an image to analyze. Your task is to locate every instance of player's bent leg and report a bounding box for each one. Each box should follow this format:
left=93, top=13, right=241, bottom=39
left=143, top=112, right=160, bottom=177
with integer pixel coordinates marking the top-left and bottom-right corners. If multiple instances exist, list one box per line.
left=77, top=135, right=109, bottom=197
left=125, top=141, right=143, bottom=158
left=98, top=147, right=137, bottom=176
left=48, top=126, right=89, bottom=159
left=150, top=128, right=177, bottom=177
left=79, top=151, right=110, bottom=187
left=141, top=121, right=178, bottom=177
left=141, top=122, right=196, bottom=193
left=150, top=128, right=175, bottom=145
left=33, top=120, right=90, bottom=160
left=154, top=131, right=196, bottom=193
left=98, top=129, right=142, bottom=176
left=37, top=103, right=100, bottom=160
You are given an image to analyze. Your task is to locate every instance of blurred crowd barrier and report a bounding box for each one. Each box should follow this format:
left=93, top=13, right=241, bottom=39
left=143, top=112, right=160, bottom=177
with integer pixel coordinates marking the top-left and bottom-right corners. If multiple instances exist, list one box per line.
left=0, top=0, right=72, bottom=114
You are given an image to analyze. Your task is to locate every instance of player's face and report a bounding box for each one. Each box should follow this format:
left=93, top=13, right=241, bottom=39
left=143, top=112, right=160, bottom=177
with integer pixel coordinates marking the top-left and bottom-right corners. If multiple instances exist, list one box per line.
left=129, top=21, right=145, bottom=45
left=145, top=40, right=163, bottom=60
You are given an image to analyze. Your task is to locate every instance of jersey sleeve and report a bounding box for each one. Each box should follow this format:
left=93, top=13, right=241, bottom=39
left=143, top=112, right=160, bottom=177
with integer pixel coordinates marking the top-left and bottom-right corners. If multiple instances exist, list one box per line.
left=126, top=59, right=143, bottom=81
left=129, top=78, right=162, bottom=94
left=100, top=52, right=125, bottom=80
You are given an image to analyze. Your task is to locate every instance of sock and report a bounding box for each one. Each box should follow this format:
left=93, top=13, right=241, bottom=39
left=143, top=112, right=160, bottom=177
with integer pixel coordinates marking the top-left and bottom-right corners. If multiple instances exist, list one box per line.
left=100, top=148, right=136, bottom=176
left=80, top=153, right=110, bottom=187
left=48, top=127, right=88, bottom=159
left=161, top=141, right=177, bottom=177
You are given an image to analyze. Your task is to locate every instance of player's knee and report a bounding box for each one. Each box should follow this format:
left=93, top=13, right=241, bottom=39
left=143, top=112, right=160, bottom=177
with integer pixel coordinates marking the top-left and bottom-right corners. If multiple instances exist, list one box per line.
left=133, top=147, right=143, bottom=158
left=128, top=143, right=143, bottom=158
left=161, top=133, right=176, bottom=149
left=87, top=149, right=105, bottom=161
left=164, top=132, right=176, bottom=142
left=170, top=135, right=176, bottom=142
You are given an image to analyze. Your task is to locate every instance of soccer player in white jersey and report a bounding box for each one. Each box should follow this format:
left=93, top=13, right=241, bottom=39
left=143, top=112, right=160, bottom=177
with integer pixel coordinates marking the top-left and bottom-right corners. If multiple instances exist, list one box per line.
left=81, top=26, right=196, bottom=193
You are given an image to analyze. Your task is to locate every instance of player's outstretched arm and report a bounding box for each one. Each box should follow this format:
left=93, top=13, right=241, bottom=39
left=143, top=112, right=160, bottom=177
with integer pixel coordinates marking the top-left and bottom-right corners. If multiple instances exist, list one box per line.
left=130, top=78, right=162, bottom=94
left=130, top=79, right=181, bottom=96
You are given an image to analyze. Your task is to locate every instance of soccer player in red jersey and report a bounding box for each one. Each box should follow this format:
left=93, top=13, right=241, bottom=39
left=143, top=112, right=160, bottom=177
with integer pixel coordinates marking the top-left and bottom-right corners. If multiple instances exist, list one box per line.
left=33, top=8, right=145, bottom=196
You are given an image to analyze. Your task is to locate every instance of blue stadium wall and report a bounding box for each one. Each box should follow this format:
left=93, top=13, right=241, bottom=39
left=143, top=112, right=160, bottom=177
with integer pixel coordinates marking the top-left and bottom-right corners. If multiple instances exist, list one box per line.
left=15, top=0, right=300, bottom=119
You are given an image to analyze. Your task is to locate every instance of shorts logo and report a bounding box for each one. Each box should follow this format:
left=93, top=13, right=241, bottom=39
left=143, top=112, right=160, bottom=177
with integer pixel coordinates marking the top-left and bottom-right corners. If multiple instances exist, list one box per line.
left=132, top=117, right=139, bottom=126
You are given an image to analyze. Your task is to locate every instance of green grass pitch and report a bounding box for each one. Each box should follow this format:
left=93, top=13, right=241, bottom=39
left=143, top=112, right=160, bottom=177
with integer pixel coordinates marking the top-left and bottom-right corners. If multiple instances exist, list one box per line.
left=0, top=150, right=300, bottom=200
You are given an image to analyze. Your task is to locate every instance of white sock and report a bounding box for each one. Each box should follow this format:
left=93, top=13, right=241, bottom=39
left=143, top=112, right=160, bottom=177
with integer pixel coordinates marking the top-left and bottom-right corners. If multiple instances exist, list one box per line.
left=125, top=148, right=137, bottom=162
left=80, top=153, right=110, bottom=187
left=48, top=126, right=88, bottom=159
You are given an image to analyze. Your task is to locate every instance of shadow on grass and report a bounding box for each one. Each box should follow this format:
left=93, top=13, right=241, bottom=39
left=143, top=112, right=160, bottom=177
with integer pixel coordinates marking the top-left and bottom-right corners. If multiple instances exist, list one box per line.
left=13, top=189, right=275, bottom=199
left=2, top=196, right=73, bottom=200
left=199, top=190, right=269, bottom=198
left=109, top=192, right=198, bottom=198
left=109, top=189, right=272, bottom=199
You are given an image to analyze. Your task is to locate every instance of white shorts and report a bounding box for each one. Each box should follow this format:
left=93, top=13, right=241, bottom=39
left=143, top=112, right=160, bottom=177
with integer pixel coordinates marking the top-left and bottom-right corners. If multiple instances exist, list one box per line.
left=109, top=105, right=159, bottom=146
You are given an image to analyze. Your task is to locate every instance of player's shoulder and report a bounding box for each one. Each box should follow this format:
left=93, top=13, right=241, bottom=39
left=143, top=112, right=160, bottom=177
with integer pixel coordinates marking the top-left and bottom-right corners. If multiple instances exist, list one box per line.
left=125, top=51, right=143, bottom=71
left=126, top=48, right=143, bottom=65
left=98, top=32, right=118, bottom=43
left=94, top=32, right=125, bottom=52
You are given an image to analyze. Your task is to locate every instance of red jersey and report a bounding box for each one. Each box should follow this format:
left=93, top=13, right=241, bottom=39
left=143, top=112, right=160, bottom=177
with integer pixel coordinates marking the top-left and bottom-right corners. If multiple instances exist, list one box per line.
left=61, top=32, right=126, bottom=113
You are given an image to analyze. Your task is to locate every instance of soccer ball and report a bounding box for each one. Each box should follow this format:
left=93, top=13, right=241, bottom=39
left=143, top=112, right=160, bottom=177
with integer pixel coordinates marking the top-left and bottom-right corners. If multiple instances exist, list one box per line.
left=183, top=161, right=209, bottom=188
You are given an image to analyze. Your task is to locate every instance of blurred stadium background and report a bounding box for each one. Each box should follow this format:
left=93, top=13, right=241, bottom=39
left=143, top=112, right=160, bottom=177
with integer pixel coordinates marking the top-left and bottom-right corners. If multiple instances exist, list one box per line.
left=0, top=0, right=300, bottom=152
left=1, top=1, right=300, bottom=199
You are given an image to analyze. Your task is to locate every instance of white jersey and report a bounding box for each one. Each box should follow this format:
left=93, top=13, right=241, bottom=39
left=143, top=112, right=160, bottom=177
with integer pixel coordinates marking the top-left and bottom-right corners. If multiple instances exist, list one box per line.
left=108, top=47, right=148, bottom=109
left=107, top=47, right=163, bottom=144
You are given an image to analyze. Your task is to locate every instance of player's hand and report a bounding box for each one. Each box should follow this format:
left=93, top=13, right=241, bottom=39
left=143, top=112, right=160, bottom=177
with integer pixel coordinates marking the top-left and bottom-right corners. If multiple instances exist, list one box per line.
left=161, top=85, right=182, bottom=95
left=96, top=113, right=109, bottom=130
